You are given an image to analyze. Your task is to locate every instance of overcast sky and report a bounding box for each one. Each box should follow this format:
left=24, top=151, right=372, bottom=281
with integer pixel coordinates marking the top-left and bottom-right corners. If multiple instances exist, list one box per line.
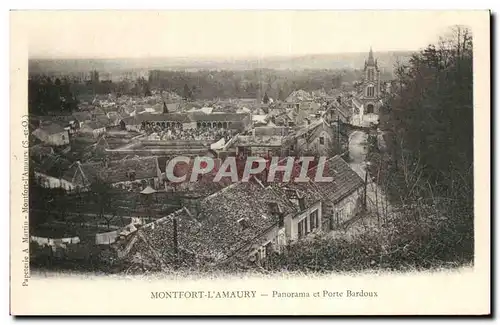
left=20, top=11, right=477, bottom=59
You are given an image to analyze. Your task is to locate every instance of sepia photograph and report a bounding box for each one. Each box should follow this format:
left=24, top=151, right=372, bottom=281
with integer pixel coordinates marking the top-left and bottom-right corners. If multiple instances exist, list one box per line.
left=9, top=10, right=490, bottom=315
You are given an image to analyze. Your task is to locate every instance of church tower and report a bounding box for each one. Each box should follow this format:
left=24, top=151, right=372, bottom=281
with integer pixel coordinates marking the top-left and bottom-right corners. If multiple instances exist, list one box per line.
left=360, top=47, right=381, bottom=114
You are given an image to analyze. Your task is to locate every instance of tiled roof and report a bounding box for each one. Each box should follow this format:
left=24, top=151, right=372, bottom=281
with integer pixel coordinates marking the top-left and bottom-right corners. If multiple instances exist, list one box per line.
left=128, top=208, right=207, bottom=266
left=291, top=118, right=327, bottom=139
left=287, top=156, right=364, bottom=205
left=129, top=181, right=298, bottom=265
left=62, top=156, right=159, bottom=185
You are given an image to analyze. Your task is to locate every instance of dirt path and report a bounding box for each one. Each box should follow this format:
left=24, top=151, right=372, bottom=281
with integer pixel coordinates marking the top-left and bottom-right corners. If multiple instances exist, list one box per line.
left=348, top=130, right=392, bottom=217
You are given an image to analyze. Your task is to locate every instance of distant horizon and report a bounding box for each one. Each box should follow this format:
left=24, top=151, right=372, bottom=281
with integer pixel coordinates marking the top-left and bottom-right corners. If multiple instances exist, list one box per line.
left=28, top=49, right=417, bottom=61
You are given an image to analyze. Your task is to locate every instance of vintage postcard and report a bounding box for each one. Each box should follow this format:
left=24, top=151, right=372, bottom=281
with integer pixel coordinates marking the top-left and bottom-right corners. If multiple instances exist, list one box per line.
left=10, top=10, right=490, bottom=316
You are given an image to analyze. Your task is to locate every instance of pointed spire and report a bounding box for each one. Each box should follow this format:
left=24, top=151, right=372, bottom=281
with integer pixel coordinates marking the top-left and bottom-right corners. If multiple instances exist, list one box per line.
left=366, top=47, right=375, bottom=66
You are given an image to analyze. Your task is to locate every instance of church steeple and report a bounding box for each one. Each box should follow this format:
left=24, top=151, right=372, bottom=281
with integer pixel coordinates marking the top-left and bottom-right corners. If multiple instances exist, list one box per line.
left=366, top=47, right=375, bottom=66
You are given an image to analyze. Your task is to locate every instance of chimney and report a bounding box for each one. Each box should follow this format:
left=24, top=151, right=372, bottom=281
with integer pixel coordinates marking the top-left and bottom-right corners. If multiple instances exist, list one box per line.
left=298, top=196, right=306, bottom=211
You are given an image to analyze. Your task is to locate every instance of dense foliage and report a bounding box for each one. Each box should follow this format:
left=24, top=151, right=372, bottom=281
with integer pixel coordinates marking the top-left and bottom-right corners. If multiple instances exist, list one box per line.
left=262, top=26, right=475, bottom=273
left=28, top=77, right=79, bottom=115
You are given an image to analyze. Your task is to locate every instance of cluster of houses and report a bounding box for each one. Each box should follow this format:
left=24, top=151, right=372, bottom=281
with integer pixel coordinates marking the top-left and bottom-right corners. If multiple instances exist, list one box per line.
left=119, top=155, right=365, bottom=268
left=30, top=48, right=385, bottom=269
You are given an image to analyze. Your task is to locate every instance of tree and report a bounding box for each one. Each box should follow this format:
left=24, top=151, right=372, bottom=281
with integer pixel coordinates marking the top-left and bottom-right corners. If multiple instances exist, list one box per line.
left=370, top=25, right=474, bottom=265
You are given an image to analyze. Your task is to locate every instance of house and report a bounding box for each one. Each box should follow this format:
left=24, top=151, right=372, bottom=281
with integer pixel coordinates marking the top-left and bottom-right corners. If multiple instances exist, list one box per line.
left=31, top=153, right=74, bottom=190
left=351, top=48, right=382, bottom=127
left=121, top=166, right=358, bottom=269
left=285, top=155, right=365, bottom=232
left=31, top=122, right=70, bottom=147
left=283, top=92, right=322, bottom=126
left=62, top=156, right=162, bottom=191
left=80, top=120, right=107, bottom=138
left=122, top=181, right=297, bottom=267
left=323, top=98, right=352, bottom=124
left=122, top=180, right=311, bottom=265
left=284, top=197, right=323, bottom=242
left=117, top=156, right=364, bottom=269
left=228, top=119, right=345, bottom=158
left=267, top=109, right=294, bottom=127
left=288, top=119, right=346, bottom=157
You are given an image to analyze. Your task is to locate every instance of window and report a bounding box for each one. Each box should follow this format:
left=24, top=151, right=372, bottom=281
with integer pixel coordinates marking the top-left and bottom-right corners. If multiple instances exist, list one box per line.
left=367, top=86, right=375, bottom=97
left=366, top=104, right=374, bottom=114
left=264, top=242, right=273, bottom=258
left=319, top=137, right=325, bottom=145
left=61, top=134, right=65, bottom=140
left=335, top=208, right=344, bottom=226
left=251, top=251, right=260, bottom=263
left=298, top=217, right=308, bottom=239
left=310, top=209, right=319, bottom=231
